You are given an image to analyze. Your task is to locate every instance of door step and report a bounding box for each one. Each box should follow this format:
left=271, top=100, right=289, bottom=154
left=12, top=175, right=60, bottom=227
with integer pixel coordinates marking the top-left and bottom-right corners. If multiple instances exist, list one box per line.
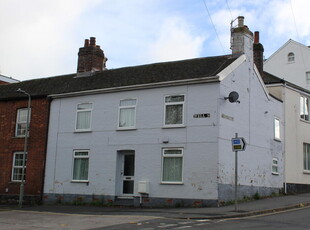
left=115, top=196, right=134, bottom=206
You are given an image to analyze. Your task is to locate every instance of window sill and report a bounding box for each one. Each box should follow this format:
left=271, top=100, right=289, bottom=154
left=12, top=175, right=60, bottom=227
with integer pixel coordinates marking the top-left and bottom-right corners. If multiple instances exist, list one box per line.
left=303, top=170, right=310, bottom=175
left=74, top=130, right=92, bottom=133
left=71, top=180, right=89, bottom=183
left=160, top=182, right=184, bottom=185
left=300, top=118, right=310, bottom=124
left=162, top=125, right=186, bottom=129
left=274, top=138, right=281, bottom=142
left=272, top=172, right=279, bottom=175
left=117, top=127, right=137, bottom=131
left=9, top=181, right=23, bottom=184
left=12, top=136, right=30, bottom=139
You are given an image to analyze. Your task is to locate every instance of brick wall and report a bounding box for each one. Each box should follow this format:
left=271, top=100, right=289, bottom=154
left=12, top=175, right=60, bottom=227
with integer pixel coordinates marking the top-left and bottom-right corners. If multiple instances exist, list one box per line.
left=0, top=98, right=50, bottom=201
left=0, top=81, right=9, bottom=85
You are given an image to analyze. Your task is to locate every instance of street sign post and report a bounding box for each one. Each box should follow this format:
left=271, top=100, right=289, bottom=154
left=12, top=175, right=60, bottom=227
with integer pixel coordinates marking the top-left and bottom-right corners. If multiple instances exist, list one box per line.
left=231, top=133, right=247, bottom=212
left=231, top=137, right=247, bottom=151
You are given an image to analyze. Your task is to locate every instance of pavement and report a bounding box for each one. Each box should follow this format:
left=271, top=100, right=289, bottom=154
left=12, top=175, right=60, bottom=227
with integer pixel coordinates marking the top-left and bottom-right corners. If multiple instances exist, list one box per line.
left=1, top=193, right=310, bottom=220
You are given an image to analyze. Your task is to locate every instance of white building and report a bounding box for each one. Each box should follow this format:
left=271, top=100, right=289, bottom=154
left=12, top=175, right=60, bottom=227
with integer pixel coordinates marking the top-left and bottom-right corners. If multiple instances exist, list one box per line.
left=263, top=73, right=310, bottom=193
left=0, top=74, right=19, bottom=84
left=43, top=17, right=283, bottom=207
left=264, top=39, right=310, bottom=90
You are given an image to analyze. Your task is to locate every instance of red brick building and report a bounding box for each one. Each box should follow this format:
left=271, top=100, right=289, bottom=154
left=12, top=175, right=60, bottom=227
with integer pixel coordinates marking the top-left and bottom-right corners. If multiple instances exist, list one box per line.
left=0, top=96, right=49, bottom=203
left=0, top=37, right=107, bottom=204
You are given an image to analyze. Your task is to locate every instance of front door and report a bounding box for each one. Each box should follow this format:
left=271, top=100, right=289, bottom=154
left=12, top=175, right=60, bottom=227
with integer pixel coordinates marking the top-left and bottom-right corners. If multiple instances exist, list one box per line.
left=121, top=153, right=135, bottom=195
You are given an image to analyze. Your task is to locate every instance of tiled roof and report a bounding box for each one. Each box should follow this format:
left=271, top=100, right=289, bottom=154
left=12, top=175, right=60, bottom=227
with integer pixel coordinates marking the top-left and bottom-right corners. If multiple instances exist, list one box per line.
left=263, top=71, right=310, bottom=94
left=262, top=71, right=285, bottom=84
left=0, top=55, right=236, bottom=100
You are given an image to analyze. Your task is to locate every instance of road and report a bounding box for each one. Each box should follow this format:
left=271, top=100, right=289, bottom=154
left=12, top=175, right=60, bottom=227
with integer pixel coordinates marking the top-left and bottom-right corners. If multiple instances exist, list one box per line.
left=101, top=206, right=310, bottom=230
left=1, top=206, right=310, bottom=229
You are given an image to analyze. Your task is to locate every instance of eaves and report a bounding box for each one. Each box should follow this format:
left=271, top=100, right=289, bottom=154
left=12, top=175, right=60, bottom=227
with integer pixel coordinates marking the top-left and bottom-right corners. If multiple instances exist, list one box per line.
left=48, top=76, right=220, bottom=99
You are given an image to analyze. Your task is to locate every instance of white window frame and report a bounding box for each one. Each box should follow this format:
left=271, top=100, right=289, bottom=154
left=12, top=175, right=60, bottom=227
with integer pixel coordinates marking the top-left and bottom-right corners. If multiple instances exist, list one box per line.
left=11, top=152, right=27, bottom=182
left=164, top=95, right=185, bottom=127
left=274, top=117, right=281, bottom=141
left=75, top=103, right=93, bottom=132
left=272, top=158, right=279, bottom=175
left=15, top=108, right=31, bottom=137
left=300, top=96, right=310, bottom=121
left=72, top=150, right=89, bottom=182
left=303, top=143, right=310, bottom=172
left=161, top=148, right=184, bottom=184
left=118, top=99, right=137, bottom=130
left=288, top=52, right=295, bottom=62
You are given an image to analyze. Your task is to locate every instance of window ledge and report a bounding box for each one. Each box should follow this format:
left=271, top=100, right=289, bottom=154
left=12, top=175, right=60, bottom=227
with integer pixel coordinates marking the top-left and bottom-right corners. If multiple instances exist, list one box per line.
left=162, top=125, right=186, bottom=129
left=272, top=172, right=279, bottom=175
left=12, top=136, right=30, bottom=139
left=303, top=170, right=310, bottom=175
left=300, top=118, right=310, bottom=124
left=274, top=138, right=281, bottom=142
left=74, top=130, right=92, bottom=133
left=9, top=181, right=23, bottom=184
left=160, top=182, right=184, bottom=185
left=71, top=180, right=89, bottom=183
left=117, top=128, right=137, bottom=131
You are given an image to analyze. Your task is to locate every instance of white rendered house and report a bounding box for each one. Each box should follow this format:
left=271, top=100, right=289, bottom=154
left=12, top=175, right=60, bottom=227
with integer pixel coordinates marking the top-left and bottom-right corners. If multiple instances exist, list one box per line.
left=43, top=17, right=283, bottom=207
left=264, top=39, right=310, bottom=90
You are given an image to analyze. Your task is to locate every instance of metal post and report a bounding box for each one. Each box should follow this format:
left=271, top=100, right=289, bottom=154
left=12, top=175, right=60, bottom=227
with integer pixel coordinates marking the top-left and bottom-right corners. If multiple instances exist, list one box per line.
left=234, top=133, right=238, bottom=212
left=17, top=89, right=31, bottom=208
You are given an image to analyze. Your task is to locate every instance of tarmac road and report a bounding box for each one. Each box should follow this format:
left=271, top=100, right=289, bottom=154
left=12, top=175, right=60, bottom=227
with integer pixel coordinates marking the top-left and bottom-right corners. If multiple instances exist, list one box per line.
left=0, top=209, right=159, bottom=230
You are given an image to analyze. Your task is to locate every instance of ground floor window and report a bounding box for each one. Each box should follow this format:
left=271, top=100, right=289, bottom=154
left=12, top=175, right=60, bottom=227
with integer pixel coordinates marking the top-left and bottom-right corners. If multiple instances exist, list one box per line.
left=12, top=152, right=27, bottom=182
left=161, top=148, right=183, bottom=183
left=304, top=143, right=310, bottom=171
left=272, top=158, right=279, bottom=175
left=73, top=150, right=89, bottom=181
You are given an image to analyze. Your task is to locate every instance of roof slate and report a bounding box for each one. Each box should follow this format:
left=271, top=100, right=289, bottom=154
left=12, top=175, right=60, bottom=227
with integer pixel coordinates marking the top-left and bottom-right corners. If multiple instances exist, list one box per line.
left=0, top=55, right=236, bottom=101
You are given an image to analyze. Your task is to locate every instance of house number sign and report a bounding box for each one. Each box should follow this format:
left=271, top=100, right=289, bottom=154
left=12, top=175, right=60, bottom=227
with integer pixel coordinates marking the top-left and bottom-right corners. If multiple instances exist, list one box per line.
left=193, top=113, right=210, bottom=118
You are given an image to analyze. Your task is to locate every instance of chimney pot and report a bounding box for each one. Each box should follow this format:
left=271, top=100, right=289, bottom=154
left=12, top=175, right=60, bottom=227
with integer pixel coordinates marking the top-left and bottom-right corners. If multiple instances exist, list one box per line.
left=84, top=39, right=89, bottom=47
left=254, top=31, right=259, bottom=44
left=90, top=37, right=96, bottom=46
left=77, top=37, right=107, bottom=75
left=238, top=16, right=244, bottom=27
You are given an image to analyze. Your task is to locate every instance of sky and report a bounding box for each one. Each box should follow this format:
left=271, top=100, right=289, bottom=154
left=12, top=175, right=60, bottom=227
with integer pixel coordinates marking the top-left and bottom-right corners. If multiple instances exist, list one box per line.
left=1, top=0, right=310, bottom=81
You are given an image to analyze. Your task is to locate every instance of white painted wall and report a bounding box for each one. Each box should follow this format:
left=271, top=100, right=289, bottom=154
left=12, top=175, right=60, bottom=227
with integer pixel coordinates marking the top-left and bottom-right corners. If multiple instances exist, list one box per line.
left=44, top=56, right=284, bottom=204
left=268, top=85, right=310, bottom=186
left=264, top=40, right=310, bottom=90
left=218, top=57, right=284, bottom=197
left=44, top=83, right=222, bottom=201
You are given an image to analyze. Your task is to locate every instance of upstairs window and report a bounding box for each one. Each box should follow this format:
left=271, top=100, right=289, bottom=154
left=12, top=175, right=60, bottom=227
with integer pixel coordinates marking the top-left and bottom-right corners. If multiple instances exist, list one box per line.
left=11, top=152, right=27, bottom=182
left=164, top=95, right=185, bottom=127
left=288, top=52, right=295, bottom=62
left=274, top=117, right=281, bottom=140
left=76, top=103, right=92, bottom=131
left=15, top=108, right=31, bottom=137
left=118, top=99, right=136, bottom=129
left=306, top=72, right=310, bottom=85
left=300, top=96, right=310, bottom=121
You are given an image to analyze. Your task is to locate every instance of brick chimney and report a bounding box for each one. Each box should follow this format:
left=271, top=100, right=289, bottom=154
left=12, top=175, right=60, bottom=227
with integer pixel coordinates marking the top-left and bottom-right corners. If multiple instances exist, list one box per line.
left=253, top=31, right=264, bottom=76
left=77, top=37, right=107, bottom=76
left=231, top=16, right=253, bottom=60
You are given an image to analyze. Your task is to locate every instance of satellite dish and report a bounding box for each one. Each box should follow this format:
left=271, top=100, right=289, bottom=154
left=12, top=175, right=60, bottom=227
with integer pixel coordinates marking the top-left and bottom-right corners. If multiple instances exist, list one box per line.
left=225, top=91, right=240, bottom=103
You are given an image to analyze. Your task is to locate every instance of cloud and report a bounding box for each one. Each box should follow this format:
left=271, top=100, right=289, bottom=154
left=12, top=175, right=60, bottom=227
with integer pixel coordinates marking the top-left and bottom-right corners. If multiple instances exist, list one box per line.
left=147, top=17, right=207, bottom=63
left=0, top=0, right=101, bottom=78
